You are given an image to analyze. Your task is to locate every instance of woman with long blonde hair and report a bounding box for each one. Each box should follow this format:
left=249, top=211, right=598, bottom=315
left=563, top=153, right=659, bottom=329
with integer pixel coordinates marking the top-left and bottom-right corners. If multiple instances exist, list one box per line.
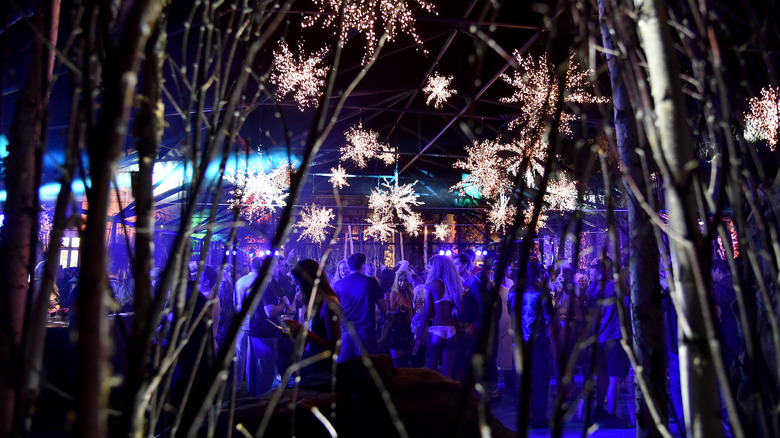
left=413, top=255, right=463, bottom=378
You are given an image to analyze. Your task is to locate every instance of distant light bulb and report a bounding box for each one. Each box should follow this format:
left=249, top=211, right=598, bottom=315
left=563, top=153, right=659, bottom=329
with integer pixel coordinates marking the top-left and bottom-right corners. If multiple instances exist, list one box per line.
left=265, top=250, right=272, bottom=256
left=445, top=250, right=452, bottom=257
left=274, top=250, right=280, bottom=256
left=438, top=250, right=445, bottom=256
left=225, top=250, right=230, bottom=256
left=232, top=250, right=237, bottom=256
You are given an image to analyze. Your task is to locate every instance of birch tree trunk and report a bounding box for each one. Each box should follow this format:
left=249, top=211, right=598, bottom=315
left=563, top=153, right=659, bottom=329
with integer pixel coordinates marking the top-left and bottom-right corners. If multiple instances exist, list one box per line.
left=0, top=1, right=58, bottom=434
left=634, top=0, right=723, bottom=436
left=598, top=1, right=666, bottom=436
left=75, top=1, right=164, bottom=436
left=121, top=9, right=167, bottom=437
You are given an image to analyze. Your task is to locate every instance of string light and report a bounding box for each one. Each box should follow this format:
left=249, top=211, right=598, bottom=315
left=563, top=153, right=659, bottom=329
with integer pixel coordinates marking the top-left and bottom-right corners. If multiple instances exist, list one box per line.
left=329, top=165, right=350, bottom=189
left=365, top=180, right=424, bottom=241
left=225, top=153, right=291, bottom=221
left=500, top=52, right=607, bottom=138
left=451, top=138, right=512, bottom=199
left=296, top=204, right=335, bottom=243
left=302, top=0, right=436, bottom=64
left=269, top=41, right=330, bottom=111
left=434, top=223, right=451, bottom=242
left=340, top=122, right=395, bottom=168
left=744, top=86, right=779, bottom=150
left=488, top=193, right=516, bottom=234
left=423, top=72, right=454, bottom=109
left=523, top=202, right=548, bottom=232
left=544, top=179, right=578, bottom=211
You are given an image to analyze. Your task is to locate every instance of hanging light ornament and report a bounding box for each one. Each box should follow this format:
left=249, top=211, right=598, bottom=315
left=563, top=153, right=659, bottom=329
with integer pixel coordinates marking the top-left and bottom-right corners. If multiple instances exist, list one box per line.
left=423, top=72, right=455, bottom=109
left=329, top=165, right=350, bottom=189
left=434, top=223, right=451, bottom=242
left=744, top=86, right=780, bottom=149
left=365, top=180, right=424, bottom=241
left=488, top=193, right=517, bottom=234
left=365, top=211, right=394, bottom=242
left=296, top=204, right=336, bottom=243
left=269, top=41, right=330, bottom=111
left=523, top=202, right=548, bottom=232
left=451, top=138, right=513, bottom=199
left=225, top=154, right=291, bottom=221
left=302, top=0, right=436, bottom=64
left=544, top=179, right=578, bottom=211
left=500, top=51, right=608, bottom=139
left=340, top=122, right=395, bottom=168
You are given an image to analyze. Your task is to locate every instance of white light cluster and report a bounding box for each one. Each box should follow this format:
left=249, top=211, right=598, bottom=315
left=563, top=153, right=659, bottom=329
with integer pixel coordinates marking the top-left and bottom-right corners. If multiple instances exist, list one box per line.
left=302, top=0, right=436, bottom=64
left=744, top=86, right=779, bottom=150
left=488, top=193, right=516, bottom=234
left=544, top=179, right=578, bottom=211
left=329, top=165, right=350, bottom=189
left=500, top=52, right=607, bottom=138
left=523, top=202, right=549, bottom=232
left=225, top=154, right=291, bottom=221
left=269, top=41, right=330, bottom=111
left=451, top=138, right=513, bottom=199
left=365, top=180, right=424, bottom=241
left=434, top=223, right=451, bottom=242
left=296, top=204, right=335, bottom=243
left=340, top=122, right=395, bottom=168
left=423, top=72, right=455, bottom=109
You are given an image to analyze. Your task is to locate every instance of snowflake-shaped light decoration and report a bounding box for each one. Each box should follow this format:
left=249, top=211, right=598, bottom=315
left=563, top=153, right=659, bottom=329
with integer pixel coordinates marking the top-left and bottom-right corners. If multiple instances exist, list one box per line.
left=225, top=154, right=291, bottom=221
left=545, top=179, right=578, bottom=211
left=340, top=122, right=395, bottom=168
left=423, top=72, right=455, bottom=109
left=500, top=52, right=608, bottom=138
left=296, top=204, right=336, bottom=243
left=269, top=41, right=330, bottom=111
left=302, top=0, right=436, bottom=64
left=744, top=86, right=780, bottom=150
left=365, top=180, right=424, bottom=241
left=329, top=165, right=350, bottom=189
left=365, top=210, right=394, bottom=242
left=434, top=223, right=451, bottom=242
left=451, top=138, right=513, bottom=199
left=523, top=202, right=549, bottom=232
left=504, top=137, right=547, bottom=185
left=488, top=193, right=517, bottom=234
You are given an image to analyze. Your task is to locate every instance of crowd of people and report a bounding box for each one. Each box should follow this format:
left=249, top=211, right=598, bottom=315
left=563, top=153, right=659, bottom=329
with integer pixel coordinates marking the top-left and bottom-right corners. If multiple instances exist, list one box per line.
left=48, top=246, right=741, bottom=431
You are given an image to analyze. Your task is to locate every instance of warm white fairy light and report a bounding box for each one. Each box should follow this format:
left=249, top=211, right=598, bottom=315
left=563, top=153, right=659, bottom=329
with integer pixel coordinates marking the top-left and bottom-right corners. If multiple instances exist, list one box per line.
left=225, top=154, right=291, bottom=221
left=302, top=0, right=436, bottom=64
left=488, top=193, right=517, bottom=234
left=544, top=179, right=578, bottom=211
left=365, top=211, right=395, bottom=242
left=744, top=86, right=780, bottom=150
left=329, top=165, right=350, bottom=189
left=500, top=52, right=607, bottom=138
left=296, top=204, right=335, bottom=243
left=365, top=180, right=424, bottom=241
left=434, top=223, right=451, bottom=242
left=504, top=137, right=547, bottom=185
left=423, top=72, right=454, bottom=109
left=523, top=202, right=548, bottom=232
left=340, top=122, right=395, bottom=168
left=269, top=41, right=330, bottom=111
left=451, top=139, right=512, bottom=199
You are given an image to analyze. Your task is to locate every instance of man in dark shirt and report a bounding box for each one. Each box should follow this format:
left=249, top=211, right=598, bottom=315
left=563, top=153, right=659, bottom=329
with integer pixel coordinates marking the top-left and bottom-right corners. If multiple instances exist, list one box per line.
left=333, top=253, right=387, bottom=362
